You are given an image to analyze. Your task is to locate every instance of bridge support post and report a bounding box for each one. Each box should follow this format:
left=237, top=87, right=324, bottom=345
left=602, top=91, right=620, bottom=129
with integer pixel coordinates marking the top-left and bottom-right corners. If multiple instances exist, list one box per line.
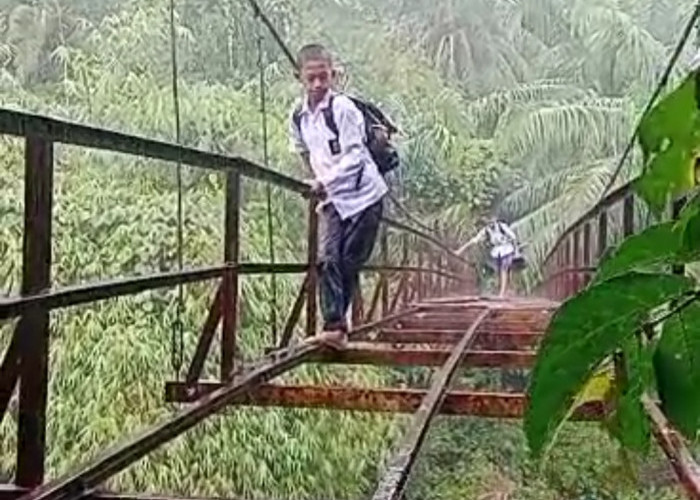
left=221, top=171, right=240, bottom=381
left=597, top=210, right=608, bottom=262
left=401, top=234, right=409, bottom=306
left=306, top=199, right=318, bottom=337
left=15, top=136, right=54, bottom=487
left=572, top=229, right=581, bottom=293
left=380, top=227, right=389, bottom=317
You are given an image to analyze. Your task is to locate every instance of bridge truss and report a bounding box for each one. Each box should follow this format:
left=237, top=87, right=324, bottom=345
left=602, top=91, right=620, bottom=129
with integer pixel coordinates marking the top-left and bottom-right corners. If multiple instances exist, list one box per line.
left=0, top=103, right=699, bottom=500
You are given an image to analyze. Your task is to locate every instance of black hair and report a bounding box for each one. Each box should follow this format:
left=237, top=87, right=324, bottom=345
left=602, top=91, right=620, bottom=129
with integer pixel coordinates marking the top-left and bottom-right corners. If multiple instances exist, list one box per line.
left=296, top=43, right=333, bottom=68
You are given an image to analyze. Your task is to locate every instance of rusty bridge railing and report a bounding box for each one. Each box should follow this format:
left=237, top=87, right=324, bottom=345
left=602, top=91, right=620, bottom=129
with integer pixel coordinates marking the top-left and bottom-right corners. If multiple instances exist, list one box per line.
left=0, top=107, right=473, bottom=495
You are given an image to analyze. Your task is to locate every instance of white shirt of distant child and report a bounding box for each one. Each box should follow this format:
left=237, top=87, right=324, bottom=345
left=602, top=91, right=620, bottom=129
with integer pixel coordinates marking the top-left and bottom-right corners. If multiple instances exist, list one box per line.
left=477, top=221, right=518, bottom=259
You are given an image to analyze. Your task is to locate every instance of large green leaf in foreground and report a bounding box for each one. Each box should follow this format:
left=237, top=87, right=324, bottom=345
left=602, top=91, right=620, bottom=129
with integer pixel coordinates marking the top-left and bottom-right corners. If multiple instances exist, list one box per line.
left=636, top=72, right=700, bottom=214
left=677, top=194, right=700, bottom=259
left=654, top=301, right=700, bottom=439
left=525, top=272, right=692, bottom=458
left=594, top=221, right=682, bottom=283
left=613, top=338, right=654, bottom=454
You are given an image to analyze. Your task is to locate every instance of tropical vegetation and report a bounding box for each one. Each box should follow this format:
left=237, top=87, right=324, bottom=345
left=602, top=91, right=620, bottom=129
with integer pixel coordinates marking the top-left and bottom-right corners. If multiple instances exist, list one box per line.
left=0, top=0, right=697, bottom=498
left=526, top=67, right=700, bottom=495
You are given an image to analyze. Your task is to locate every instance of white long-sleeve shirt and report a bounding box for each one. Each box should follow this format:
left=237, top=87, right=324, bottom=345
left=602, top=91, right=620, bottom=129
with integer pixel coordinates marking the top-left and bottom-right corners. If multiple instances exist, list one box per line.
left=462, top=221, right=518, bottom=259
left=289, top=90, right=387, bottom=220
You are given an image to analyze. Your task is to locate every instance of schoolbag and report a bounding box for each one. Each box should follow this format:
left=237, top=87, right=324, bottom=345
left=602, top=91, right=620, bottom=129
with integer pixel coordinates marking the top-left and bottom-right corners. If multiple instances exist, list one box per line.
left=485, top=222, right=514, bottom=247
left=292, top=94, right=400, bottom=177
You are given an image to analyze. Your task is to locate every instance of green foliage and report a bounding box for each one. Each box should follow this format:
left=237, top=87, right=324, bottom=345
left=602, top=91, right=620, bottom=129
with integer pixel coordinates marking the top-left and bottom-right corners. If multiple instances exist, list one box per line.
left=612, top=339, right=653, bottom=454
left=526, top=69, right=700, bottom=472
left=525, top=273, right=692, bottom=458
left=654, top=301, right=700, bottom=438
left=410, top=416, right=683, bottom=500
left=636, top=72, right=700, bottom=214
left=678, top=194, right=700, bottom=257
left=594, top=222, right=682, bottom=283
left=383, top=0, right=699, bottom=281
left=1, top=0, right=697, bottom=497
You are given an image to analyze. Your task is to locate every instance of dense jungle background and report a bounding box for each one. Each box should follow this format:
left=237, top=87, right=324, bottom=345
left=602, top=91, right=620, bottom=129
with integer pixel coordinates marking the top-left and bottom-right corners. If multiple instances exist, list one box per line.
left=1, top=0, right=699, bottom=498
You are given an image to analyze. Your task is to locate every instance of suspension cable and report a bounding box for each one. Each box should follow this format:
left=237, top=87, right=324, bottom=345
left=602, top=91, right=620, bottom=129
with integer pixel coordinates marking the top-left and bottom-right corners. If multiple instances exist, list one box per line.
left=169, top=0, right=185, bottom=377
left=246, top=0, right=297, bottom=71
left=255, top=13, right=279, bottom=344
left=600, top=0, right=700, bottom=197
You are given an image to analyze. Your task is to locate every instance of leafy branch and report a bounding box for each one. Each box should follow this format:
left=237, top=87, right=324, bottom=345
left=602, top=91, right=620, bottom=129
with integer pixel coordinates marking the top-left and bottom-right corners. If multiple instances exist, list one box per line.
left=525, top=67, right=700, bottom=460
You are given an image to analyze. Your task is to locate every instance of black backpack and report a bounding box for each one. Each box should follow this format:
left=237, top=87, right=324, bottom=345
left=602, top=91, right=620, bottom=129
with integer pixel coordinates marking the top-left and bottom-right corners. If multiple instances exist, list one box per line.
left=292, top=94, right=400, bottom=178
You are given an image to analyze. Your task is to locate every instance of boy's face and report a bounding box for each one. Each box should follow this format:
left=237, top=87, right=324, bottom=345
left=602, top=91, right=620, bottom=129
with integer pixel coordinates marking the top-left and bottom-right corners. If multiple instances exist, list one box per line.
left=300, top=57, right=334, bottom=104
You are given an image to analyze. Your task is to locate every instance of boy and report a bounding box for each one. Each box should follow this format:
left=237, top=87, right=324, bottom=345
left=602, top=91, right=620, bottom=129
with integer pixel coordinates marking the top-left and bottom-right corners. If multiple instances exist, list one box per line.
left=456, top=217, right=519, bottom=297
left=289, top=44, right=388, bottom=349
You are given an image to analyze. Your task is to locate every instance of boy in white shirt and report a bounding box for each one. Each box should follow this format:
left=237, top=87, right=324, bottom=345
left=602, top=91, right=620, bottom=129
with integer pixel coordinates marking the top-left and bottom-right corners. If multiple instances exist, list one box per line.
left=289, top=44, right=388, bottom=349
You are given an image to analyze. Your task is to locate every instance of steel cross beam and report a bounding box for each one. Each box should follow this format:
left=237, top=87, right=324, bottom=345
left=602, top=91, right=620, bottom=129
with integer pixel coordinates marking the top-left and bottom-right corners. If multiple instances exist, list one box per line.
left=370, top=308, right=491, bottom=500
left=16, top=310, right=417, bottom=500
left=370, top=329, right=542, bottom=350
left=1, top=487, right=332, bottom=500
left=309, top=343, right=535, bottom=368
left=164, top=382, right=606, bottom=420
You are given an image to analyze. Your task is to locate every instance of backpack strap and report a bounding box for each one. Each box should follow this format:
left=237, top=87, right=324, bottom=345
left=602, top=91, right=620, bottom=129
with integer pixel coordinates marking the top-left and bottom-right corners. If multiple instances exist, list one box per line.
left=324, top=94, right=366, bottom=189
left=292, top=106, right=302, bottom=131
left=322, top=95, right=339, bottom=138
left=291, top=105, right=305, bottom=149
left=293, top=96, right=340, bottom=143
left=496, top=221, right=516, bottom=244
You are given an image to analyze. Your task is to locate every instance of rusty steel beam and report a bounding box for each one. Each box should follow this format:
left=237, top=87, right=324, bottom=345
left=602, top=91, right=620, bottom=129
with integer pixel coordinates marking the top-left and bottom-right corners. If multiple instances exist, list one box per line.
left=0, top=485, right=23, bottom=500
left=0, top=333, right=20, bottom=425
left=396, top=309, right=552, bottom=321
left=164, top=382, right=606, bottom=420
left=388, top=274, right=408, bottom=314
left=306, top=200, right=319, bottom=338
left=16, top=310, right=417, bottom=500
left=392, top=316, right=549, bottom=333
left=364, top=265, right=464, bottom=282
left=0, top=108, right=309, bottom=193
left=365, top=276, right=384, bottom=324
left=310, top=343, right=535, bottom=368
left=381, top=217, right=468, bottom=267
left=644, top=395, right=700, bottom=499
left=415, top=301, right=557, bottom=312
left=1, top=487, right=321, bottom=500
left=97, top=494, right=328, bottom=500
left=371, top=329, right=541, bottom=350
left=221, top=172, right=241, bottom=380
left=0, top=264, right=306, bottom=321
left=370, top=308, right=491, bottom=500
left=544, top=181, right=633, bottom=264
left=185, top=285, right=222, bottom=385
left=0, top=264, right=450, bottom=322
left=17, top=345, right=316, bottom=500
left=278, top=276, right=308, bottom=348
left=16, top=136, right=54, bottom=487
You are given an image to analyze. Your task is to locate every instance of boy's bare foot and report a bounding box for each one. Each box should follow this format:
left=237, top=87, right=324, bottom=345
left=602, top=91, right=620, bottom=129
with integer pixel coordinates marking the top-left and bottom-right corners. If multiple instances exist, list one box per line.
left=304, top=330, right=348, bottom=350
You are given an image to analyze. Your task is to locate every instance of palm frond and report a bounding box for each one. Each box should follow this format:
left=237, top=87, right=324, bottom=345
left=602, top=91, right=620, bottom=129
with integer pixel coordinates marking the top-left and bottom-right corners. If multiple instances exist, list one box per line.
left=511, top=161, right=613, bottom=273
left=499, top=157, right=616, bottom=221
left=467, top=79, right=592, bottom=136
left=496, top=97, right=631, bottom=161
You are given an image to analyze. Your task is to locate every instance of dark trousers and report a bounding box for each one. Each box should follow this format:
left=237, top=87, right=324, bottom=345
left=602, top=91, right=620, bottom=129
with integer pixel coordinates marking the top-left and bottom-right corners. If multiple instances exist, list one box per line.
left=319, top=200, right=383, bottom=331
